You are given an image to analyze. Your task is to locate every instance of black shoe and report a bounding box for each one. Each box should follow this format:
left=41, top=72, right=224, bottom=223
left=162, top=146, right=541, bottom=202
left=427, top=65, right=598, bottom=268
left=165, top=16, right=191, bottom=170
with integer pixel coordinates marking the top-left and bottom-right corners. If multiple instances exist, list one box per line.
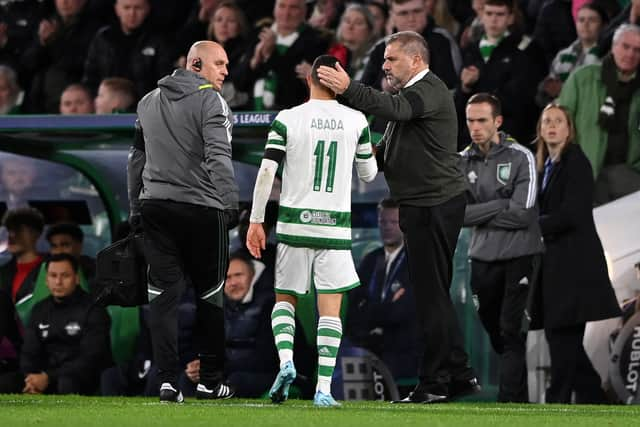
left=449, top=377, right=481, bottom=400
left=196, top=382, right=235, bottom=400
left=159, top=382, right=184, bottom=403
left=392, top=390, right=448, bottom=404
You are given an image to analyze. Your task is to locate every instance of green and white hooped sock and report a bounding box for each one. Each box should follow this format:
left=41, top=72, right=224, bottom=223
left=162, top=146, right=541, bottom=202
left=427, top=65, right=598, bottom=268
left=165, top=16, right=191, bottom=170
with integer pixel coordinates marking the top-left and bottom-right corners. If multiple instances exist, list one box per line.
left=271, top=301, right=296, bottom=368
left=316, top=316, right=342, bottom=394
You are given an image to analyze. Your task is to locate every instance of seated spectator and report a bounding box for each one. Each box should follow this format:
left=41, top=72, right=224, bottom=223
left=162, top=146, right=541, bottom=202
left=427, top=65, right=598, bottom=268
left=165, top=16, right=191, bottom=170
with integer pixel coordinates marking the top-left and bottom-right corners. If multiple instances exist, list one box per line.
left=221, top=253, right=278, bottom=397
left=206, top=1, right=250, bottom=109
left=59, top=83, right=94, bottom=115
left=532, top=0, right=577, bottom=67
left=557, top=24, right=640, bottom=205
left=0, top=0, right=44, bottom=72
left=0, top=290, right=22, bottom=393
left=365, top=0, right=389, bottom=39
left=598, top=0, right=639, bottom=55
left=536, top=2, right=608, bottom=107
left=0, top=65, right=22, bottom=114
left=20, top=0, right=100, bottom=113
left=83, top=0, right=173, bottom=101
left=20, top=253, right=112, bottom=395
left=234, top=0, right=330, bottom=110
left=308, top=0, right=343, bottom=31
left=455, top=0, right=536, bottom=148
left=360, top=0, right=461, bottom=91
left=173, top=0, right=225, bottom=64
left=532, top=104, right=621, bottom=403
left=426, top=0, right=460, bottom=38
left=346, top=198, right=420, bottom=381
left=459, top=0, right=485, bottom=50
left=0, top=156, right=39, bottom=210
left=328, top=3, right=377, bottom=80
left=46, top=223, right=96, bottom=283
left=94, top=77, right=136, bottom=114
left=0, top=208, right=45, bottom=326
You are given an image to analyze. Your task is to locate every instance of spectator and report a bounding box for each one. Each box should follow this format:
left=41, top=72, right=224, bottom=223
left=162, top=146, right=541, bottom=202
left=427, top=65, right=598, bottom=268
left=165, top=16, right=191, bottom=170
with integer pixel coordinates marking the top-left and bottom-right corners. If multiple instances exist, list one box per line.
left=20, top=0, right=100, bottom=113
left=365, top=0, right=389, bottom=39
left=0, top=0, right=45, bottom=73
left=0, top=290, right=22, bottom=393
left=346, top=198, right=420, bottom=382
left=598, top=0, right=639, bottom=55
left=174, top=0, right=222, bottom=62
left=221, top=253, right=278, bottom=397
left=459, top=93, right=543, bottom=402
left=0, top=207, right=45, bottom=327
left=0, top=156, right=39, bottom=210
left=557, top=24, right=640, bottom=205
left=455, top=0, right=537, bottom=149
left=20, top=253, right=111, bottom=395
left=206, top=1, right=250, bottom=109
left=532, top=0, right=577, bottom=67
left=459, top=0, right=485, bottom=50
left=45, top=223, right=96, bottom=283
left=329, top=3, right=377, bottom=80
left=532, top=104, right=621, bottom=403
left=94, top=77, right=136, bottom=114
left=536, top=2, right=607, bottom=108
left=0, top=65, right=22, bottom=114
left=360, top=0, right=461, bottom=90
left=308, top=0, right=343, bottom=31
left=83, top=0, right=173, bottom=102
left=234, top=0, right=330, bottom=110
left=426, top=0, right=460, bottom=38
left=59, top=83, right=94, bottom=114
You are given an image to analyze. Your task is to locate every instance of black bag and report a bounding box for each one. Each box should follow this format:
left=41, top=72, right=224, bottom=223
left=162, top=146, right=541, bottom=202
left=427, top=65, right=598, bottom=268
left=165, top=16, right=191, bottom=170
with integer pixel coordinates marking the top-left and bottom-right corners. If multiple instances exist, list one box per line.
left=93, top=233, right=148, bottom=307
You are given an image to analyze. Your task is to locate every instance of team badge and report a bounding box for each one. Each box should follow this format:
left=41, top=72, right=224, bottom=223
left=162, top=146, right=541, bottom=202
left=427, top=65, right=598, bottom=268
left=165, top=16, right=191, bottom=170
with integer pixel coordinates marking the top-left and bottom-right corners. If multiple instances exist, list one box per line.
left=496, top=163, right=511, bottom=184
left=467, top=170, right=478, bottom=184
left=65, top=322, right=81, bottom=336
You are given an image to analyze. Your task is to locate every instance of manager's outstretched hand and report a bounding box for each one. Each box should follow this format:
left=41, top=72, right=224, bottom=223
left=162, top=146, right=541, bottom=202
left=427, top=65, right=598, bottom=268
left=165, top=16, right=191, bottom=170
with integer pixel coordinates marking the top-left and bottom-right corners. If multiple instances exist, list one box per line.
left=317, top=62, right=350, bottom=95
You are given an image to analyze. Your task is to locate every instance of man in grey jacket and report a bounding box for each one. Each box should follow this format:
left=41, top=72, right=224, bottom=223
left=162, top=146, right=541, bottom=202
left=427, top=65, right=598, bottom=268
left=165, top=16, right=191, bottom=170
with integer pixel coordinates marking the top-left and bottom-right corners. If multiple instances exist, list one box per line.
left=459, top=93, right=544, bottom=402
left=127, top=40, right=239, bottom=403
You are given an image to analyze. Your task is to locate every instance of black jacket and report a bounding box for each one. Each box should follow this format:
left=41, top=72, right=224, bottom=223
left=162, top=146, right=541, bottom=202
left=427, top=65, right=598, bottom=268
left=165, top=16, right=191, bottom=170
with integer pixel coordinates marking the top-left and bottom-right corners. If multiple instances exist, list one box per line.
left=83, top=22, right=173, bottom=99
left=234, top=23, right=329, bottom=110
left=360, top=17, right=459, bottom=90
left=530, top=144, right=621, bottom=329
left=532, top=0, right=577, bottom=66
left=342, top=71, right=465, bottom=207
left=20, top=288, right=112, bottom=383
left=455, top=32, right=537, bottom=147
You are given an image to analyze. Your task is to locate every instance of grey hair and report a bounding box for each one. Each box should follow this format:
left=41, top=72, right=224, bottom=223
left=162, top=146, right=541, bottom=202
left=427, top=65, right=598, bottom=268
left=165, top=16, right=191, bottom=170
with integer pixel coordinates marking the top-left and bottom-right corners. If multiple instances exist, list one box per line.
left=386, top=30, right=429, bottom=64
left=612, top=23, right=640, bottom=45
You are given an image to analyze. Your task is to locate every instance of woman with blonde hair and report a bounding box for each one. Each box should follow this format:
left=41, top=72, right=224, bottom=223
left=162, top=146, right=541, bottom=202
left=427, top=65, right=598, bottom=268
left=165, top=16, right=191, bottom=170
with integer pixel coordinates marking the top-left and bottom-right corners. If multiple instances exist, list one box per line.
left=531, top=104, right=620, bottom=403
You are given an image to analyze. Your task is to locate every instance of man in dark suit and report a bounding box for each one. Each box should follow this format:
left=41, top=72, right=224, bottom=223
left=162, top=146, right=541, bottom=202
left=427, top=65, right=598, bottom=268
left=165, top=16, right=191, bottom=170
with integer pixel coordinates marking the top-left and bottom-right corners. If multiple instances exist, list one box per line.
left=347, top=198, right=419, bottom=381
left=318, top=30, right=478, bottom=403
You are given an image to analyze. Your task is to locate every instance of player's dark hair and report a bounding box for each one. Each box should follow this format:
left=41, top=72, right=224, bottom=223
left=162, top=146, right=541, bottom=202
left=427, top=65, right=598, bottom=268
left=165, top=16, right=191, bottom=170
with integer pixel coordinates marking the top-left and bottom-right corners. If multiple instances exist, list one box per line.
left=311, top=55, right=340, bottom=88
left=467, top=92, right=502, bottom=118
left=46, top=222, right=84, bottom=243
left=2, top=207, right=45, bottom=234
left=46, top=252, right=79, bottom=273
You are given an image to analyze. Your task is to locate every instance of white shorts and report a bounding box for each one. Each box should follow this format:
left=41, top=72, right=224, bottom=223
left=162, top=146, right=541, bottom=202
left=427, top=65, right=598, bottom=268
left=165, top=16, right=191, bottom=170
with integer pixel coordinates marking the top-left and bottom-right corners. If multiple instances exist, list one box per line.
left=275, top=243, right=360, bottom=295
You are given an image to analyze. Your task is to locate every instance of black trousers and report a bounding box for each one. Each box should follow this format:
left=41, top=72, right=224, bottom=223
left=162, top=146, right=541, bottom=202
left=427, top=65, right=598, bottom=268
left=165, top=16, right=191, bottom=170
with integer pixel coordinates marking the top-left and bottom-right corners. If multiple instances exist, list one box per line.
left=545, top=323, right=607, bottom=404
left=471, top=256, right=535, bottom=402
left=141, top=199, right=228, bottom=387
left=399, top=194, right=474, bottom=394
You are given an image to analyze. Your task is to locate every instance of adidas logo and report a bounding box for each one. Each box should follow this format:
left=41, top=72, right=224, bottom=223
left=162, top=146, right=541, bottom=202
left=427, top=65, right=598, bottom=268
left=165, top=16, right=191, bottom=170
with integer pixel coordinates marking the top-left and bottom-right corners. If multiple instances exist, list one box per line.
left=318, top=346, right=332, bottom=356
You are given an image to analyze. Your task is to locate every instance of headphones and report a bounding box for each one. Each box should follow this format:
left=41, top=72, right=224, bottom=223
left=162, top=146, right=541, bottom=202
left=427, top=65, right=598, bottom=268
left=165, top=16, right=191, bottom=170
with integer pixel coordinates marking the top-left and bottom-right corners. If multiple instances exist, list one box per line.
left=193, top=58, right=202, bottom=71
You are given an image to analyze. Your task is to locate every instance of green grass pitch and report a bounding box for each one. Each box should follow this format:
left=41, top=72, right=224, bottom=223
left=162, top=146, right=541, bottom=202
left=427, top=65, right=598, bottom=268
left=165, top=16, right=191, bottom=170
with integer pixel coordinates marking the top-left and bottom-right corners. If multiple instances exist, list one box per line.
left=1, top=395, right=639, bottom=427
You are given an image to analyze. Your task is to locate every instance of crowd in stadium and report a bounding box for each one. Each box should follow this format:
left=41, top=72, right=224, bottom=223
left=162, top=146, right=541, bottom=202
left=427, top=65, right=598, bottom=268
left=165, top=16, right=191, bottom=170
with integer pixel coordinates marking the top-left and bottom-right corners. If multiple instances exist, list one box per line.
left=1, top=0, right=640, bottom=403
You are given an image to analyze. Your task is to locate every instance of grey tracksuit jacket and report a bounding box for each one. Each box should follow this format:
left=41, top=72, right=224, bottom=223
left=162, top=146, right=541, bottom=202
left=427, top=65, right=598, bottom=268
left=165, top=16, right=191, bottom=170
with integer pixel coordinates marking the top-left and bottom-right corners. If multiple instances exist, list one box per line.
left=127, top=68, right=238, bottom=215
left=459, top=132, right=544, bottom=262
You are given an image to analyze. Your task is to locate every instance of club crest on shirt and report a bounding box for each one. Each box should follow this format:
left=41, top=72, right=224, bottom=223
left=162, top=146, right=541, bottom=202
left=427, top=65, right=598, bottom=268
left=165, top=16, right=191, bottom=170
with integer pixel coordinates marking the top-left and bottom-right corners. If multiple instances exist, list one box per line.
left=467, top=170, right=478, bottom=184
left=497, top=162, right=511, bottom=185
left=65, top=322, right=81, bottom=336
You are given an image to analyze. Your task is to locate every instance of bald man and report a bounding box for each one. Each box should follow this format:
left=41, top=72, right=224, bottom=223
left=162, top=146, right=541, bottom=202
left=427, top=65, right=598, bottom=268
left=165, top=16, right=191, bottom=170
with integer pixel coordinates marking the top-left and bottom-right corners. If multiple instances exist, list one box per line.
left=127, top=40, right=239, bottom=403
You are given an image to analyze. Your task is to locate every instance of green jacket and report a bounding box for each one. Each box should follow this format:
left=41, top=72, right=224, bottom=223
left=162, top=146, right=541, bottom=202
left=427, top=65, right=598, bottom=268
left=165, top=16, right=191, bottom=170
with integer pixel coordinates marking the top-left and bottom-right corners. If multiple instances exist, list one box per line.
left=557, top=64, right=640, bottom=178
